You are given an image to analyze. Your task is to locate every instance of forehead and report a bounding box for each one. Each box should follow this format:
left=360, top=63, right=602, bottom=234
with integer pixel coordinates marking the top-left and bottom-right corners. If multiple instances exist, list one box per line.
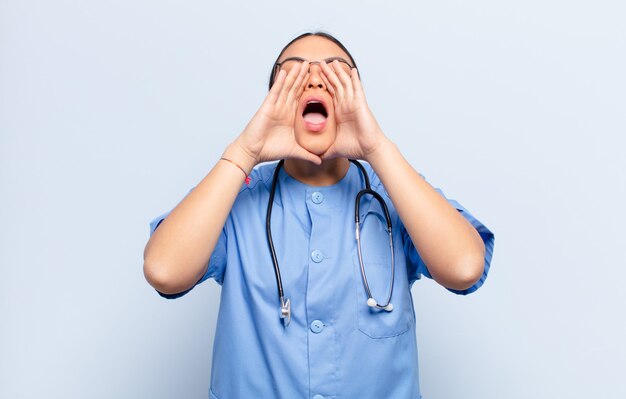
left=278, top=35, right=351, bottom=63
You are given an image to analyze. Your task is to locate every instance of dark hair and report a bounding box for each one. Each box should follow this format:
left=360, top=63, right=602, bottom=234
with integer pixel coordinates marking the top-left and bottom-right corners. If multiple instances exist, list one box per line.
left=268, top=32, right=359, bottom=90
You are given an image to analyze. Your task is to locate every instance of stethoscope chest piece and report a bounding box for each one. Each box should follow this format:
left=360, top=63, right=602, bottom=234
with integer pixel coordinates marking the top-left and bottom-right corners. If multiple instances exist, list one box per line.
left=280, top=296, right=291, bottom=327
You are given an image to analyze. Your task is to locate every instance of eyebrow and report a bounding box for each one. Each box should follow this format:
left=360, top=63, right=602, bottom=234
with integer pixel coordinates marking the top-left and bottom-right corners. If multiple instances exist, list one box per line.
left=278, top=56, right=353, bottom=66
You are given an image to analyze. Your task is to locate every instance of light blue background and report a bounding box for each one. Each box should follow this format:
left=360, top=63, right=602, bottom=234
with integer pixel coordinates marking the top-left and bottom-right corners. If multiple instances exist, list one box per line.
left=1, top=1, right=624, bottom=398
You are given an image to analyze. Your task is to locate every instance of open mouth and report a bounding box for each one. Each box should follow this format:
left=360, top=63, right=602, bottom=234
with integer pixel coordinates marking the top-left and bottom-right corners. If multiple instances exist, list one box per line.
left=302, top=101, right=328, bottom=125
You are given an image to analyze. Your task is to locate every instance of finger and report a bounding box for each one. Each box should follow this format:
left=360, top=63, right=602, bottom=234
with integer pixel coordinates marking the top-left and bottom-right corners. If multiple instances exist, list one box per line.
left=276, top=63, right=303, bottom=106
left=333, top=60, right=354, bottom=101
left=265, top=69, right=286, bottom=106
left=351, top=67, right=364, bottom=100
left=320, top=60, right=344, bottom=100
left=295, top=70, right=309, bottom=100
left=290, top=145, right=322, bottom=165
left=320, top=143, right=339, bottom=161
left=275, top=65, right=299, bottom=105
left=320, top=60, right=343, bottom=94
left=319, top=72, right=336, bottom=98
left=287, top=61, right=309, bottom=105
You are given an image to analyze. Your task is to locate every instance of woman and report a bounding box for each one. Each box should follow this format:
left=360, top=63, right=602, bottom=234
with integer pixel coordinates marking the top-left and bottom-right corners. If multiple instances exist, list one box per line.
left=144, top=32, right=494, bottom=399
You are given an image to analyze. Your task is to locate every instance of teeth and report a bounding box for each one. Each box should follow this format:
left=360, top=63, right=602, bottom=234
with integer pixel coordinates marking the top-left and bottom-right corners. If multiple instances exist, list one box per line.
left=307, top=100, right=320, bottom=105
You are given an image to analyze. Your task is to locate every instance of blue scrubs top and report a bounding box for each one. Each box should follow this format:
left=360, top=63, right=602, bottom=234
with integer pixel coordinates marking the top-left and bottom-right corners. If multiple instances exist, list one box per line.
left=149, top=161, right=495, bottom=399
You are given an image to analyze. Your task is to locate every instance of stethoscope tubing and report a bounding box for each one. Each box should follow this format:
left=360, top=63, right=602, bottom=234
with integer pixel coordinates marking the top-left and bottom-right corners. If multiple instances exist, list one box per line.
left=267, top=159, right=395, bottom=327
left=352, top=159, right=395, bottom=310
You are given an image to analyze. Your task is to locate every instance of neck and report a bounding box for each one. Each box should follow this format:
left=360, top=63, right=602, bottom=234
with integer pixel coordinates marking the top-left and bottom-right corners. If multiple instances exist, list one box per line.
left=283, top=158, right=351, bottom=186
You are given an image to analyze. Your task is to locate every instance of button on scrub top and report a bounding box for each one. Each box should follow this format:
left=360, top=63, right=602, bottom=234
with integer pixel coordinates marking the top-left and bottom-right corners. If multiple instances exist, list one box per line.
left=149, top=161, right=495, bottom=399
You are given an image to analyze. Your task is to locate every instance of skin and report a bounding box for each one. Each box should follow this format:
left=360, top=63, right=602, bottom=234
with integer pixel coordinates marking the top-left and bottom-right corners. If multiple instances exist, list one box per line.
left=143, top=35, right=486, bottom=295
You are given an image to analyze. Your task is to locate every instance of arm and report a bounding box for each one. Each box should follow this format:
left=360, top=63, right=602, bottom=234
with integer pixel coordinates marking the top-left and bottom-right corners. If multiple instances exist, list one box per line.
left=319, top=60, right=485, bottom=291
left=143, top=62, right=320, bottom=295
left=143, top=145, right=253, bottom=295
left=366, top=139, right=486, bottom=291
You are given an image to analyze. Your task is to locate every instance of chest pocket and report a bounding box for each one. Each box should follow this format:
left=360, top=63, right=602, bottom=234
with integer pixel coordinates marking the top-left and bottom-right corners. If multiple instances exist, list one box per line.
left=352, top=209, right=412, bottom=339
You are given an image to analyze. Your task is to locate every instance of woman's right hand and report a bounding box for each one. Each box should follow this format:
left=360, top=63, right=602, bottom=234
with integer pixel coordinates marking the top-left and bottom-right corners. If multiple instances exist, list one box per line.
left=223, top=61, right=322, bottom=172
left=145, top=62, right=323, bottom=296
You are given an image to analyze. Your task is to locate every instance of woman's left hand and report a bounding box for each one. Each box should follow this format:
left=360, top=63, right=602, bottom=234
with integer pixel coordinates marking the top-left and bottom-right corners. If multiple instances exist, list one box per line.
left=319, top=60, right=389, bottom=161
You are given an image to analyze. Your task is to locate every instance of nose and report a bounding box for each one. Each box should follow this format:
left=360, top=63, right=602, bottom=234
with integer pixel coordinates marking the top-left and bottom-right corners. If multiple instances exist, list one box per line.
left=306, top=62, right=325, bottom=90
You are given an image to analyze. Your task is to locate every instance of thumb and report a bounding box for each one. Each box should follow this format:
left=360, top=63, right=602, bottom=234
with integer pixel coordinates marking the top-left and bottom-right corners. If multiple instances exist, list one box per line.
left=290, top=145, right=323, bottom=165
left=320, top=143, right=339, bottom=161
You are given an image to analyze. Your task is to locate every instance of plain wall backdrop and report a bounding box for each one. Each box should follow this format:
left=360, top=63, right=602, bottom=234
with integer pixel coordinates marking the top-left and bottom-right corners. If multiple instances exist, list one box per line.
left=1, top=0, right=625, bottom=398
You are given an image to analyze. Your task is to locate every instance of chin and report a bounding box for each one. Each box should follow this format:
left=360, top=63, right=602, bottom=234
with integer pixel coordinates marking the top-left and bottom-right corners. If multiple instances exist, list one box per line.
left=299, top=141, right=331, bottom=157
left=295, top=129, right=335, bottom=157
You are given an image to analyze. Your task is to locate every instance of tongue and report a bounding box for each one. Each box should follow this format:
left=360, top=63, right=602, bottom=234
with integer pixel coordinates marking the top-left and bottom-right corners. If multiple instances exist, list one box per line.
left=303, top=112, right=326, bottom=124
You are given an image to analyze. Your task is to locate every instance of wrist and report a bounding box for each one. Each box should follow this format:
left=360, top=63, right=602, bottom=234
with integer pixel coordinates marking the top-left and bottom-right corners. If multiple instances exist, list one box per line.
left=222, top=140, right=258, bottom=175
left=364, top=136, right=396, bottom=165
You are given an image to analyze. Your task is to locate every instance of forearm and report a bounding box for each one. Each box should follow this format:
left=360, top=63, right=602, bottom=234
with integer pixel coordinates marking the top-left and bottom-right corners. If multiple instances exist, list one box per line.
left=366, top=137, right=485, bottom=290
left=143, top=141, right=256, bottom=294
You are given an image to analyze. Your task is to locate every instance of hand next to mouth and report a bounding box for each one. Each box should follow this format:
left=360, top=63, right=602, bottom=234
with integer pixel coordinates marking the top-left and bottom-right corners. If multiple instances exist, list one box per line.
left=226, top=61, right=323, bottom=172
left=318, top=60, right=389, bottom=162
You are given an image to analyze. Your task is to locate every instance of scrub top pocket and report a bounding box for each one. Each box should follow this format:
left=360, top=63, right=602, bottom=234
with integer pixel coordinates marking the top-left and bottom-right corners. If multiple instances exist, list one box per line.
left=352, top=254, right=412, bottom=339
left=351, top=206, right=413, bottom=339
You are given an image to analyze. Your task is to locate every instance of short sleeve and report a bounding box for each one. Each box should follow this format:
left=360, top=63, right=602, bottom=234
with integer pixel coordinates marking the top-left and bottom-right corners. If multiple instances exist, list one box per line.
left=148, top=209, right=228, bottom=299
left=404, top=188, right=495, bottom=295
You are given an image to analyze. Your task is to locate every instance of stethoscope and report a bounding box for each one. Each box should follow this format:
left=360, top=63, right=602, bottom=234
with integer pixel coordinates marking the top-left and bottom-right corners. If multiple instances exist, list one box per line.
left=266, top=159, right=395, bottom=327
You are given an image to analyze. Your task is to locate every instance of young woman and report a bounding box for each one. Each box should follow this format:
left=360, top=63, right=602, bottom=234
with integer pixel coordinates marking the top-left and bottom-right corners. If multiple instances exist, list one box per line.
left=144, top=32, right=494, bottom=399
